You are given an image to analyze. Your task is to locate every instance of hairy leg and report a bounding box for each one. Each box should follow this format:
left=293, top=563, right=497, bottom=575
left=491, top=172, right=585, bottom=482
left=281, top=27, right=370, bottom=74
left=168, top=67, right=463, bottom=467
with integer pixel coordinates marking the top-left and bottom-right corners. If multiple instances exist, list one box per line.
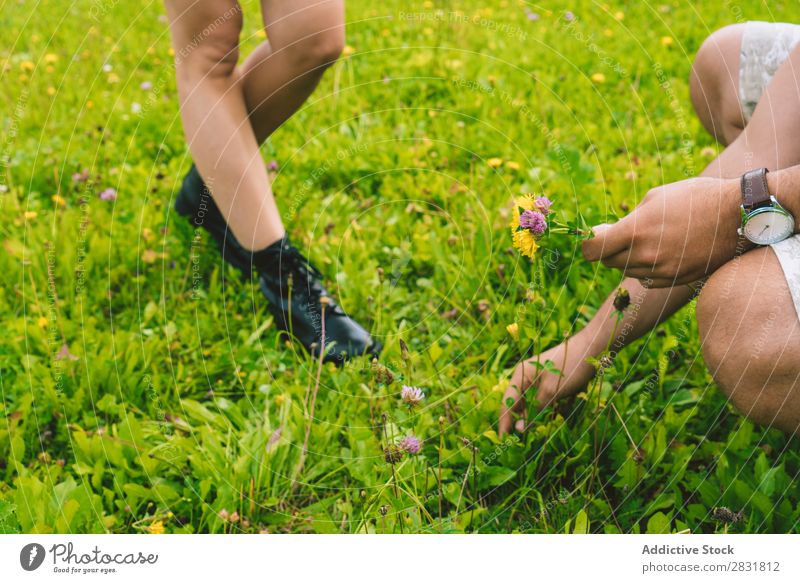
left=500, top=27, right=800, bottom=435
left=697, top=247, right=800, bottom=434
left=239, top=0, right=344, bottom=144
left=166, top=0, right=284, bottom=251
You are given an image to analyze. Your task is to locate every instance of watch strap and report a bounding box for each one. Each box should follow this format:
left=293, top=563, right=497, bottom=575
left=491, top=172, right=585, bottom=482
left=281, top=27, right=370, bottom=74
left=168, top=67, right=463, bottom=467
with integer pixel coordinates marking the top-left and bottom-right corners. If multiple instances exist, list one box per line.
left=741, top=167, right=771, bottom=211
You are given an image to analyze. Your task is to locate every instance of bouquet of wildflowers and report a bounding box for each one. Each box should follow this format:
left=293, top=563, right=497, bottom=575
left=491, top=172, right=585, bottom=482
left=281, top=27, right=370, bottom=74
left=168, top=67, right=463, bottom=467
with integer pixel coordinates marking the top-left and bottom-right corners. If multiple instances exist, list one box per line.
left=511, top=194, right=553, bottom=258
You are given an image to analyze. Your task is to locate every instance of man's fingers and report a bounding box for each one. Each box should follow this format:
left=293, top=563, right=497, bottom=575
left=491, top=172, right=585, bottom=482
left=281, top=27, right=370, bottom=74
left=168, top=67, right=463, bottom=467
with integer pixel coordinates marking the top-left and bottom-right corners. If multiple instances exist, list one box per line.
left=582, top=221, right=632, bottom=262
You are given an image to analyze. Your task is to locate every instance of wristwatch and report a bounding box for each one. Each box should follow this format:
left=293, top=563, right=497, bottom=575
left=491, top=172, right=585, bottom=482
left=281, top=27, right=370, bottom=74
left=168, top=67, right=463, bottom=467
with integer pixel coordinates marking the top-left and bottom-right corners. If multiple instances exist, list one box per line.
left=738, top=167, right=795, bottom=245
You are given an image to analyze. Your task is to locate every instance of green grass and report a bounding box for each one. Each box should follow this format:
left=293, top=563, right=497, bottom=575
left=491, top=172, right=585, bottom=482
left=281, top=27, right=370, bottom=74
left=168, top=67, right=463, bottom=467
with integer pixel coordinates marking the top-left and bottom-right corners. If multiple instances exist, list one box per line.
left=2, top=0, right=800, bottom=534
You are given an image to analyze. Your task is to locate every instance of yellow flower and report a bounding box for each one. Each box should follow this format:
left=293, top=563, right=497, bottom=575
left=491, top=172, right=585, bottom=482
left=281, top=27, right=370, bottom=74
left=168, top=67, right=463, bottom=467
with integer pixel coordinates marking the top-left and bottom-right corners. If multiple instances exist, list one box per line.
left=488, top=157, right=504, bottom=168
left=20, top=60, right=34, bottom=71
left=142, top=249, right=158, bottom=264
left=512, top=226, right=539, bottom=258
left=701, top=146, right=716, bottom=157
left=275, top=394, right=285, bottom=405
left=52, top=194, right=66, bottom=207
left=147, top=521, right=164, bottom=534
left=505, top=161, right=521, bottom=171
left=591, top=73, right=606, bottom=83
left=44, top=53, right=58, bottom=63
left=24, top=211, right=38, bottom=220
left=37, top=316, right=48, bottom=328
left=47, top=87, right=55, bottom=96
left=506, top=322, right=520, bottom=341
left=514, top=193, right=536, bottom=212
left=660, top=36, right=674, bottom=46
left=256, top=29, right=267, bottom=39
left=614, top=11, right=625, bottom=20
left=342, top=45, right=355, bottom=56
left=168, top=47, right=175, bottom=57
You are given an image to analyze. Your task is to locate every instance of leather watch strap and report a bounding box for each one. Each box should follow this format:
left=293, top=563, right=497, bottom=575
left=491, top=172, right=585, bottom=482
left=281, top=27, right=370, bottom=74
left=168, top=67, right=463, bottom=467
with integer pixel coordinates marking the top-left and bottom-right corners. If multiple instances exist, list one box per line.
left=741, top=167, right=771, bottom=211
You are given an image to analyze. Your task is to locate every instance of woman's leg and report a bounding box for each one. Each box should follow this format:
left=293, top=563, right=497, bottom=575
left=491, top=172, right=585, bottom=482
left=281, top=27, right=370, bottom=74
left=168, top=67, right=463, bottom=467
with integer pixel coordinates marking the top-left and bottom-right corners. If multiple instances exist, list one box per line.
left=239, top=0, right=344, bottom=144
left=499, top=25, right=800, bottom=435
left=166, top=0, right=284, bottom=252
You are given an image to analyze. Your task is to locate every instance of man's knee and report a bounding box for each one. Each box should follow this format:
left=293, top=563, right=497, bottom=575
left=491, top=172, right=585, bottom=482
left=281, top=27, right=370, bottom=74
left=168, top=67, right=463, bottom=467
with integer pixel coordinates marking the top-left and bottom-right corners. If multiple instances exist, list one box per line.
left=282, top=28, right=345, bottom=75
left=698, top=250, right=800, bottom=432
left=690, top=24, right=745, bottom=142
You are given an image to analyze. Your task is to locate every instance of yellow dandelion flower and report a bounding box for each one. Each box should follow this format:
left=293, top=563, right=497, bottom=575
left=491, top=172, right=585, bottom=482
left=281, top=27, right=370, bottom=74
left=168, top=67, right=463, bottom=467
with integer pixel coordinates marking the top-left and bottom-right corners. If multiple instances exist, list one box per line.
left=514, top=193, right=537, bottom=212
left=44, top=53, right=58, bottom=63
left=614, top=11, right=624, bottom=20
left=52, top=194, right=66, bottom=207
left=20, top=60, right=34, bottom=71
left=47, top=87, right=55, bottom=96
left=37, top=316, right=48, bottom=328
left=18, top=74, right=28, bottom=82
left=488, top=157, right=504, bottom=168
left=342, top=45, right=355, bottom=56
left=512, top=226, right=539, bottom=258
left=45, top=65, right=54, bottom=74
left=660, top=36, right=674, bottom=46
left=603, top=28, right=613, bottom=37
left=168, top=47, right=175, bottom=57
left=24, top=211, right=38, bottom=220
left=86, top=100, right=94, bottom=109
left=506, top=322, right=520, bottom=341
left=275, top=394, right=285, bottom=405
left=591, top=73, right=606, bottom=83
left=147, top=521, right=164, bottom=534
left=505, top=161, right=521, bottom=171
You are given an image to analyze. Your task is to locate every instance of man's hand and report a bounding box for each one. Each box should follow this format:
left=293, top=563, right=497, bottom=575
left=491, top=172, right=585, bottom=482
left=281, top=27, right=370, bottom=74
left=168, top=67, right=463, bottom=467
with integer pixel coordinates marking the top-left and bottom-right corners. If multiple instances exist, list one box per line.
left=582, top=177, right=745, bottom=287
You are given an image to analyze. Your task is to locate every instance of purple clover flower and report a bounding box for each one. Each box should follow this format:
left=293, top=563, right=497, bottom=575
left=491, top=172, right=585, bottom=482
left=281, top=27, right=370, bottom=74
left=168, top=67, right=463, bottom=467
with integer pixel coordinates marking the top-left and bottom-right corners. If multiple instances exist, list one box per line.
left=401, top=385, right=425, bottom=407
left=399, top=435, right=421, bottom=455
left=99, top=188, right=117, bottom=201
left=519, top=210, right=547, bottom=236
left=534, top=196, right=552, bottom=215
left=267, top=160, right=279, bottom=172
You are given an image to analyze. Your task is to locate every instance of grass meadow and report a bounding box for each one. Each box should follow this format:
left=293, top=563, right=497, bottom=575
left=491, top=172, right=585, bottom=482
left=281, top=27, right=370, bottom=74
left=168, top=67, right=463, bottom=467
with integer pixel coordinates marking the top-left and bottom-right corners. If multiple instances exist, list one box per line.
left=2, top=0, right=800, bottom=534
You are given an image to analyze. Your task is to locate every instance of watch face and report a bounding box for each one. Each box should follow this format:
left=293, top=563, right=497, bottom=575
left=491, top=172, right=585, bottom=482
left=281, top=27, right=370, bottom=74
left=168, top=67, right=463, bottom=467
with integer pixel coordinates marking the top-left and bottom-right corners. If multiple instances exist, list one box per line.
left=743, top=208, right=795, bottom=245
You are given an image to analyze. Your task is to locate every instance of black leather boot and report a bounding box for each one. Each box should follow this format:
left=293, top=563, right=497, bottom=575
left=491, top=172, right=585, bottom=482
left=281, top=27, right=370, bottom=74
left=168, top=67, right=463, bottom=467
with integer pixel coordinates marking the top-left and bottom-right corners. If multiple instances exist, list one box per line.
left=254, top=237, right=381, bottom=363
left=175, top=164, right=381, bottom=363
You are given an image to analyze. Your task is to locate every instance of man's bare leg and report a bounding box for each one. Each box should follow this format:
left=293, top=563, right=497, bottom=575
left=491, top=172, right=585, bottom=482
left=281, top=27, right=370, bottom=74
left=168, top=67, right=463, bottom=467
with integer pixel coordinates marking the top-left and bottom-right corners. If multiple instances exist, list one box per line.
left=499, top=25, right=800, bottom=435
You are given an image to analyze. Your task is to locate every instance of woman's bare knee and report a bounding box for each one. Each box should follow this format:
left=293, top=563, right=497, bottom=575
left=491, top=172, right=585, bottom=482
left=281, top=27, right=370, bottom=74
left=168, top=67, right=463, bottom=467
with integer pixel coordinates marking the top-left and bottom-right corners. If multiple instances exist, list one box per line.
left=279, top=28, right=344, bottom=76
left=167, top=0, right=244, bottom=79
